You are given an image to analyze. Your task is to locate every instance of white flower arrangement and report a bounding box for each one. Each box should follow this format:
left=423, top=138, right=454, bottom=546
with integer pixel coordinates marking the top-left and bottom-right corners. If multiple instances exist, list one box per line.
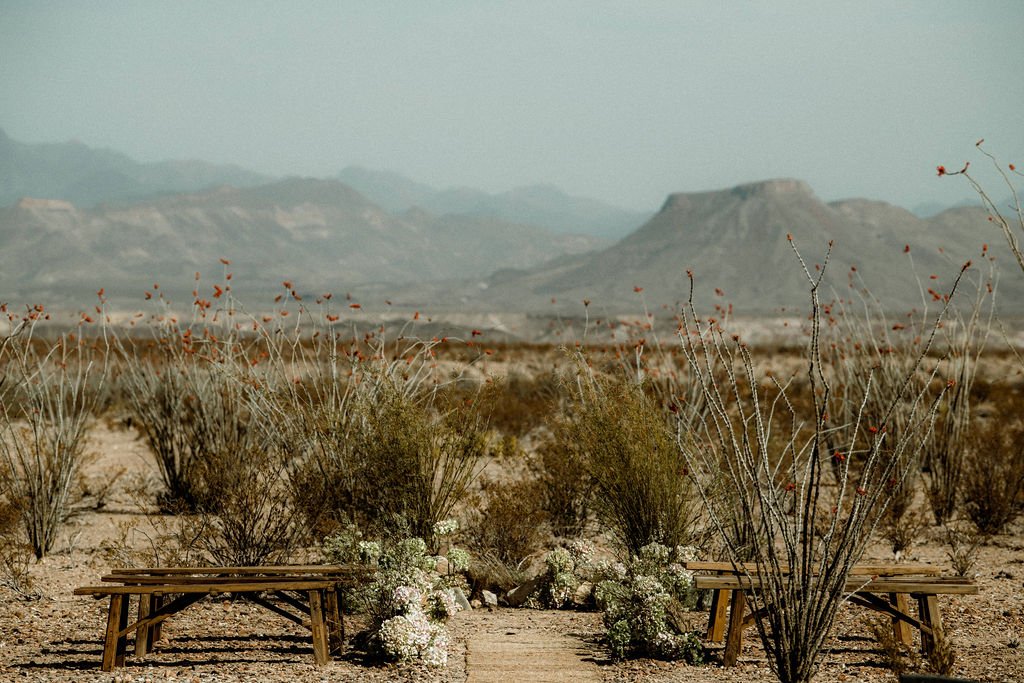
left=427, top=589, right=461, bottom=621
left=446, top=546, right=470, bottom=573
left=358, top=540, right=382, bottom=564
left=594, top=542, right=704, bottom=663
left=392, top=585, right=424, bottom=613
left=433, top=518, right=459, bottom=537
left=359, top=533, right=469, bottom=668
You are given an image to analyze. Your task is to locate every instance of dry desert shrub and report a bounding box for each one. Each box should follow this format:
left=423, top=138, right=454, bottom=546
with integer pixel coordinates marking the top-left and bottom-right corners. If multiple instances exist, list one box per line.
left=345, top=373, right=488, bottom=544
left=482, top=371, right=563, bottom=438
left=464, top=475, right=547, bottom=570
left=117, top=348, right=261, bottom=513
left=239, top=304, right=490, bottom=547
left=920, top=275, right=993, bottom=525
left=531, top=426, right=594, bottom=538
left=0, top=321, right=106, bottom=558
left=193, top=441, right=301, bottom=566
left=0, top=497, right=34, bottom=596
left=113, top=281, right=309, bottom=564
left=867, top=616, right=921, bottom=677
left=962, top=402, right=1024, bottom=535
left=676, top=240, right=966, bottom=683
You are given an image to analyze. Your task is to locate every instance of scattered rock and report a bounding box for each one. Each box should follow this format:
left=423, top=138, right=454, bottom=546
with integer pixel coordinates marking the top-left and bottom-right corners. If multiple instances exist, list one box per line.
left=573, top=581, right=594, bottom=606
left=450, top=587, right=471, bottom=611
left=505, top=577, right=541, bottom=607
left=481, top=590, right=499, bottom=608
left=435, top=557, right=449, bottom=575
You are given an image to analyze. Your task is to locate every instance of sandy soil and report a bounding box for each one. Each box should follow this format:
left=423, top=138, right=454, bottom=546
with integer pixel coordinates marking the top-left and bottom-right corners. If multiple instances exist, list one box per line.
left=2, top=422, right=1023, bottom=682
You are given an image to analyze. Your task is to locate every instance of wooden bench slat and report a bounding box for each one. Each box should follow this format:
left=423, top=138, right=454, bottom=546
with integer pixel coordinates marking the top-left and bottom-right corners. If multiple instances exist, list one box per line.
left=692, top=575, right=978, bottom=595
left=100, top=574, right=354, bottom=585
left=108, top=564, right=368, bottom=576
left=684, top=561, right=941, bottom=576
left=74, top=580, right=335, bottom=595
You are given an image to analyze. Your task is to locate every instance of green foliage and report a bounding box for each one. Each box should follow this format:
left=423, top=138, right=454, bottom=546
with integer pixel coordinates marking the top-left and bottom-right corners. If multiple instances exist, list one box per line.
left=335, top=373, right=487, bottom=544
left=563, top=365, right=699, bottom=554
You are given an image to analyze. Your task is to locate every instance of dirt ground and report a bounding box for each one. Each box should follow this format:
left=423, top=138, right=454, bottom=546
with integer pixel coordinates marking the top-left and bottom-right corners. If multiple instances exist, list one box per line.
left=2, top=419, right=1023, bottom=682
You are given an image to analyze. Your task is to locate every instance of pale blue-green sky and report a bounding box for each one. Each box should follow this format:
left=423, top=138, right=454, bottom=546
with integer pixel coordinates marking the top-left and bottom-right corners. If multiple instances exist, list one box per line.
left=1, top=1, right=1021, bottom=211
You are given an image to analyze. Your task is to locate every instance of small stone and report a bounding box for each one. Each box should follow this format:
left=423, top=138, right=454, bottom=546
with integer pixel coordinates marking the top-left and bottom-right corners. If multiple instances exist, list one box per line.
left=572, top=581, right=594, bottom=606
left=481, top=590, right=499, bottom=608
left=505, top=577, right=541, bottom=608
left=435, top=557, right=449, bottom=575
left=450, top=587, right=471, bottom=611
left=470, top=599, right=482, bottom=609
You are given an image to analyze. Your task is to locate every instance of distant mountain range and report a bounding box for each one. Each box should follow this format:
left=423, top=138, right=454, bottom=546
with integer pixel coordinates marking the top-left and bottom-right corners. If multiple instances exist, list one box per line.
left=398, top=179, right=1021, bottom=315
left=0, top=128, right=271, bottom=207
left=0, top=128, right=644, bottom=239
left=337, top=166, right=649, bottom=239
left=1, top=129, right=1019, bottom=319
left=0, top=178, right=602, bottom=307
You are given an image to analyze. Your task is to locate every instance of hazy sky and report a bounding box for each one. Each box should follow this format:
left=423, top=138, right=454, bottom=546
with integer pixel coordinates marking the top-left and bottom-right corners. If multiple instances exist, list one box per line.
left=1, top=1, right=1021, bottom=211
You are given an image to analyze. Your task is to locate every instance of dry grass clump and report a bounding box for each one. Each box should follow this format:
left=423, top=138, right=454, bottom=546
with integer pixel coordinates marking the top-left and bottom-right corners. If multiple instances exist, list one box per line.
left=0, top=497, right=34, bottom=595
left=478, top=371, right=563, bottom=438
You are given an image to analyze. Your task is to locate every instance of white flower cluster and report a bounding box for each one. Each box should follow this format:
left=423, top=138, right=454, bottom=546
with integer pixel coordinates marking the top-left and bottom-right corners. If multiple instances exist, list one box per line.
left=446, top=546, right=470, bottom=573
left=392, top=585, right=423, bottom=613
left=427, top=589, right=461, bottom=621
left=674, top=545, right=700, bottom=563
left=433, top=518, right=459, bottom=537
left=378, top=611, right=449, bottom=666
left=567, top=538, right=596, bottom=568
left=358, top=540, right=382, bottom=564
left=596, top=542, right=704, bottom=663
left=378, top=585, right=460, bottom=667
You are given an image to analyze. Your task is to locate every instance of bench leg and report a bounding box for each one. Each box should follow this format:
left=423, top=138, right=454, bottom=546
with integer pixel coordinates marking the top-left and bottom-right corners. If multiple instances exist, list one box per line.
left=917, top=594, right=944, bottom=656
left=325, top=587, right=343, bottom=655
left=135, top=594, right=151, bottom=656
left=889, top=592, right=912, bottom=646
left=308, top=589, right=330, bottom=665
left=151, top=594, right=164, bottom=649
left=101, top=595, right=125, bottom=671
left=707, top=589, right=730, bottom=642
left=115, top=594, right=131, bottom=666
left=723, top=590, right=747, bottom=667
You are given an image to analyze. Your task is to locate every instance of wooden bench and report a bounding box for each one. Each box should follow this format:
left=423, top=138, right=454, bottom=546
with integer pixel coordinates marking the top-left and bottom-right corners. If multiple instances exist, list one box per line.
left=686, top=562, right=974, bottom=666
left=74, top=565, right=371, bottom=671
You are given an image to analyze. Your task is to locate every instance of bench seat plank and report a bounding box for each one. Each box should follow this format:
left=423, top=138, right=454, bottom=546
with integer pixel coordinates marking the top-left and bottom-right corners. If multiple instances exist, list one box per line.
left=685, top=561, right=940, bottom=576
left=75, top=580, right=335, bottom=595
left=76, top=565, right=375, bottom=671
left=101, top=574, right=350, bottom=585
left=693, top=575, right=978, bottom=595
left=108, top=565, right=367, bottom=576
